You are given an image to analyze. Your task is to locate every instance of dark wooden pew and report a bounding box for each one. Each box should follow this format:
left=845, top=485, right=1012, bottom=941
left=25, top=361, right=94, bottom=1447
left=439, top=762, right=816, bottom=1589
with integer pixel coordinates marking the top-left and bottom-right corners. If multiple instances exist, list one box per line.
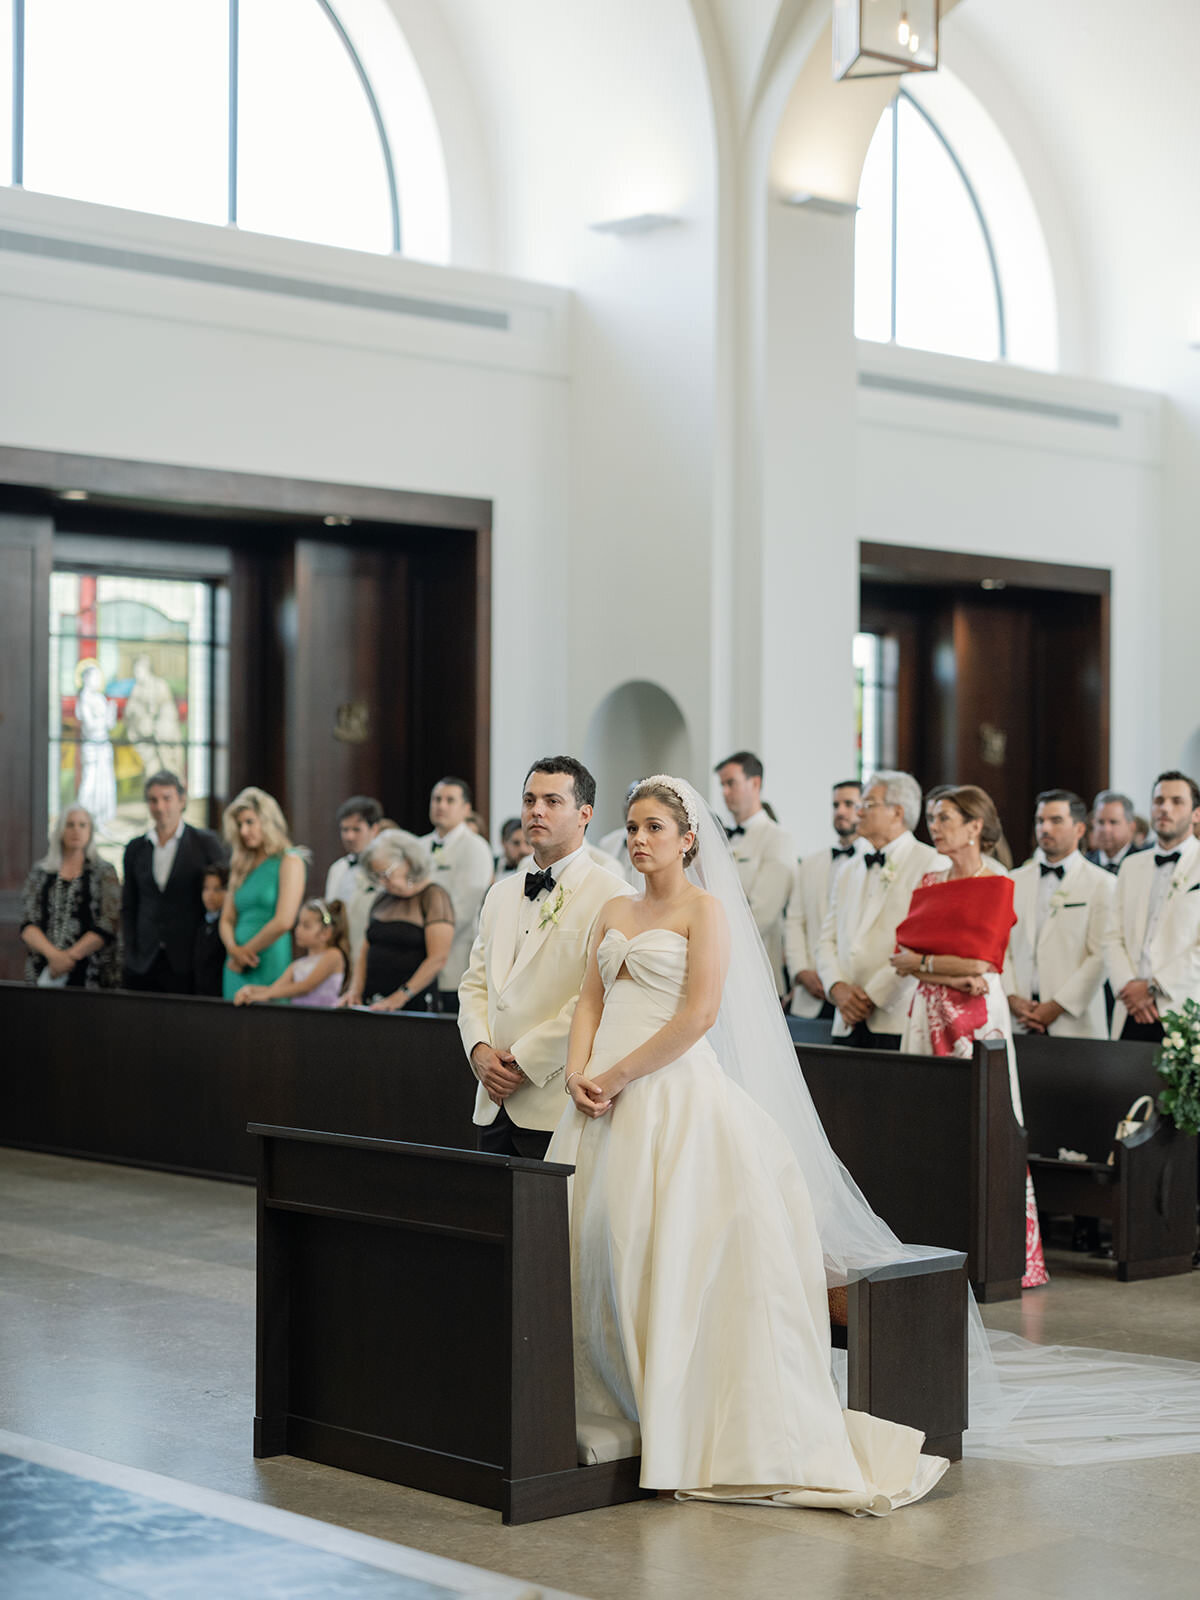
left=0, top=982, right=477, bottom=1180
left=251, top=1123, right=969, bottom=1525
left=798, top=1037, right=1027, bottom=1302
left=1015, top=1035, right=1198, bottom=1281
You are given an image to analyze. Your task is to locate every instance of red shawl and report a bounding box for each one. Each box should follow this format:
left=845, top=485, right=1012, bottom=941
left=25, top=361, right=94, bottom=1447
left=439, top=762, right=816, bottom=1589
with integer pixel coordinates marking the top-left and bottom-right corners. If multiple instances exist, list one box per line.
left=894, top=874, right=1016, bottom=972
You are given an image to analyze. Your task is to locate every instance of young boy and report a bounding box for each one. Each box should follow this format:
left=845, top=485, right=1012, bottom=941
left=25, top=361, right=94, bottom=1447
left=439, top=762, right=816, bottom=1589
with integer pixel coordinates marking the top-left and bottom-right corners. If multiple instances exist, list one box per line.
left=194, top=864, right=229, bottom=998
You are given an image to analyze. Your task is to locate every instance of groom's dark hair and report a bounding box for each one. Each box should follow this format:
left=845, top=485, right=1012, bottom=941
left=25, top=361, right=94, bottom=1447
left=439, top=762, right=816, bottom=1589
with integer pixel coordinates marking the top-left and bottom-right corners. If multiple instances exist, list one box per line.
left=715, top=750, right=763, bottom=781
left=524, top=756, right=597, bottom=812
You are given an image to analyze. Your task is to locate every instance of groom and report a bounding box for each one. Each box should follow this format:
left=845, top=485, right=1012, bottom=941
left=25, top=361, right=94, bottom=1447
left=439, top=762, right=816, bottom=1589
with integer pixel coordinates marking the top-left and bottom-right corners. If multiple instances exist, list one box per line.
left=458, top=756, right=635, bottom=1158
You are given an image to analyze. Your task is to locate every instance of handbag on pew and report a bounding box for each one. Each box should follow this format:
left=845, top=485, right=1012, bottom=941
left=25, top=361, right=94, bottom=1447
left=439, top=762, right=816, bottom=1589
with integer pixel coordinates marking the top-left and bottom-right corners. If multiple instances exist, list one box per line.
left=1106, top=1094, right=1155, bottom=1164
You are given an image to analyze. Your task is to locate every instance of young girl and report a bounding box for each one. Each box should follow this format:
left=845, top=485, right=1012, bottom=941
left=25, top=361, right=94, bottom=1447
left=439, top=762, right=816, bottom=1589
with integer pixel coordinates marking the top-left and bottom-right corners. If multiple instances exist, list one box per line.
left=233, top=899, right=349, bottom=1008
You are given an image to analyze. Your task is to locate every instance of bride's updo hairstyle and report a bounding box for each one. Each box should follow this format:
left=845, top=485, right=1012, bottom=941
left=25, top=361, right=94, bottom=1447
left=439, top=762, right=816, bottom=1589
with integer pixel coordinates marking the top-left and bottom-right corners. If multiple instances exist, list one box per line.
left=943, top=784, right=1003, bottom=852
left=625, top=777, right=700, bottom=867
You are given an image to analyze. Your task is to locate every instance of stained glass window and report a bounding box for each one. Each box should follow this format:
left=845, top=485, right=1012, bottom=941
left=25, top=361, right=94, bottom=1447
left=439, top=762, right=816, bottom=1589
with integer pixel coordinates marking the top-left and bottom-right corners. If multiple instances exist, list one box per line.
left=49, top=572, right=229, bottom=873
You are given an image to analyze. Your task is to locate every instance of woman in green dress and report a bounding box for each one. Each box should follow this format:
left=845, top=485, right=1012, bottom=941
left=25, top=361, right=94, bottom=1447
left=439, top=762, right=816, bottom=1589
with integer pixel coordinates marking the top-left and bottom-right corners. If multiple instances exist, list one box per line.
left=220, top=786, right=307, bottom=1000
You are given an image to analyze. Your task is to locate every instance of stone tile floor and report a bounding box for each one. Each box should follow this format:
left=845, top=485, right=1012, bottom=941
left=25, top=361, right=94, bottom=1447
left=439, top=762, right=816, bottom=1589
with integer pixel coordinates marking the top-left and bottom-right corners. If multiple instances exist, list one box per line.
left=1, top=1148, right=1198, bottom=1600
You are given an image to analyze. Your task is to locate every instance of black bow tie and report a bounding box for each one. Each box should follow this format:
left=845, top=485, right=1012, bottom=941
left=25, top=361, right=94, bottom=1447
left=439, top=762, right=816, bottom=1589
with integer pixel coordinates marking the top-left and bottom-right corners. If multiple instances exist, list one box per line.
left=832, top=845, right=856, bottom=860
left=524, top=867, right=555, bottom=900
left=430, top=840, right=444, bottom=853
left=726, top=825, right=745, bottom=839
left=1103, top=860, right=1120, bottom=875
left=1155, top=851, right=1181, bottom=869
left=346, top=853, right=359, bottom=867
left=864, top=851, right=887, bottom=870
left=1039, top=863, right=1065, bottom=879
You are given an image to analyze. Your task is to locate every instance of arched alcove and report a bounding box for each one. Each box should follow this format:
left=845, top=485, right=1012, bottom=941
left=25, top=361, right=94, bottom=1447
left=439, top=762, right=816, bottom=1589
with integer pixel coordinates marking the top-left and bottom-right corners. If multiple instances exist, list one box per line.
left=583, top=681, right=693, bottom=838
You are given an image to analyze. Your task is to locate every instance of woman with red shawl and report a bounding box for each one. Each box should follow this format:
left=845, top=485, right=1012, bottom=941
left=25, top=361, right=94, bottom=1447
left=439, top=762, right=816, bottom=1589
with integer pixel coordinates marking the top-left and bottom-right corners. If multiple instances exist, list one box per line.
left=890, top=784, right=1048, bottom=1289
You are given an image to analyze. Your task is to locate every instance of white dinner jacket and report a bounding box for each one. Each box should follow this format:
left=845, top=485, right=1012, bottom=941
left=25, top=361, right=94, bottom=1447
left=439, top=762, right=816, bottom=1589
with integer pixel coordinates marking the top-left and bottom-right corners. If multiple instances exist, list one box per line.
left=785, top=842, right=862, bottom=1018
left=1004, top=851, right=1113, bottom=1039
left=817, top=831, right=944, bottom=1038
left=457, top=851, right=636, bottom=1131
left=729, top=811, right=796, bottom=996
left=422, top=824, right=496, bottom=992
left=1105, top=835, right=1200, bottom=1038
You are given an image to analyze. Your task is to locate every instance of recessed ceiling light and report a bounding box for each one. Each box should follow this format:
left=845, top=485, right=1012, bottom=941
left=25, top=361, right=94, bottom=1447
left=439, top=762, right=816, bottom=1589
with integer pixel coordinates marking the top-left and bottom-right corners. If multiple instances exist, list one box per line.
left=58, top=489, right=89, bottom=501
left=980, top=578, right=1006, bottom=591
left=323, top=514, right=352, bottom=527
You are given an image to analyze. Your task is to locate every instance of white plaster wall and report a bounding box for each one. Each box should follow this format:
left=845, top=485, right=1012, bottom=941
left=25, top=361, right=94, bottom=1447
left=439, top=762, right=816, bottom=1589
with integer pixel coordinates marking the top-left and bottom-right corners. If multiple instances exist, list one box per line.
left=856, top=343, right=1163, bottom=827
left=0, top=187, right=569, bottom=828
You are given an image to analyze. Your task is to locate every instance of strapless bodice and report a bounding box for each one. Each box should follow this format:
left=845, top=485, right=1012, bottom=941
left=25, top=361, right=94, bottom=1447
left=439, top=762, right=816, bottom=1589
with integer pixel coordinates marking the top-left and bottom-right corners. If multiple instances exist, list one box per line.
left=598, top=927, right=688, bottom=1007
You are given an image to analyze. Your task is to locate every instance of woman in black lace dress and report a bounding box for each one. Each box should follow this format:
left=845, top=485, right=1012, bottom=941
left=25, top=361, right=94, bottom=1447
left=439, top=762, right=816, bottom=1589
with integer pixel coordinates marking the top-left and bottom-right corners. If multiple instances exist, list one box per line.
left=341, top=829, right=454, bottom=1012
left=21, top=806, right=121, bottom=988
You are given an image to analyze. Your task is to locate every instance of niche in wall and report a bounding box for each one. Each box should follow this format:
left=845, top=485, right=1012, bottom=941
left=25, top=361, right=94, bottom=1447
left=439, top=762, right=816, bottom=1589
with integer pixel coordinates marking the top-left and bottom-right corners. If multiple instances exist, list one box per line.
left=584, top=680, right=692, bottom=839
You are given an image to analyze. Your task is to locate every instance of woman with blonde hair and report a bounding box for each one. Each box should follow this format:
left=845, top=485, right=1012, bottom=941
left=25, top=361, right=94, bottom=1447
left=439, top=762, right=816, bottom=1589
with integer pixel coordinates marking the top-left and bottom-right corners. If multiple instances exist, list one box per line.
left=219, top=786, right=306, bottom=1001
left=21, top=806, right=121, bottom=988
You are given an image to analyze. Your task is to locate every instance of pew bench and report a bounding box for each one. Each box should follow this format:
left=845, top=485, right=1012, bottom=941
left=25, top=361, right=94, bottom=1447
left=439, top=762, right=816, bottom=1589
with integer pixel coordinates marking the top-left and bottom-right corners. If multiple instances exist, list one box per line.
left=251, top=1124, right=968, bottom=1524
left=798, top=1037, right=1027, bottom=1302
left=1016, top=1036, right=1198, bottom=1282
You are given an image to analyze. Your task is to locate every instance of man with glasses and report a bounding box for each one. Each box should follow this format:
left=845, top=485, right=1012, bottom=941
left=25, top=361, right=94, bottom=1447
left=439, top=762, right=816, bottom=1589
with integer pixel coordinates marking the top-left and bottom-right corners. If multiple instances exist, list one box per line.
left=817, top=771, right=942, bottom=1049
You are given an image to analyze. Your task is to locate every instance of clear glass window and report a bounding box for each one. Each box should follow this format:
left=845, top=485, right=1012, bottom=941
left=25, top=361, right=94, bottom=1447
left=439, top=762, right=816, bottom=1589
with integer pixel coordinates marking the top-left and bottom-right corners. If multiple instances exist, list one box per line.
left=855, top=91, right=1004, bottom=362
left=22, top=0, right=229, bottom=224
left=49, top=571, right=229, bottom=874
left=853, top=631, right=899, bottom=782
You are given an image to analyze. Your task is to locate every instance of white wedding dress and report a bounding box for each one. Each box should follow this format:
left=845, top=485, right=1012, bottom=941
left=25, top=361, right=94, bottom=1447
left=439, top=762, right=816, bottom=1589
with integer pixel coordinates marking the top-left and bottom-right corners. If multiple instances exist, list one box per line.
left=546, top=925, right=949, bottom=1513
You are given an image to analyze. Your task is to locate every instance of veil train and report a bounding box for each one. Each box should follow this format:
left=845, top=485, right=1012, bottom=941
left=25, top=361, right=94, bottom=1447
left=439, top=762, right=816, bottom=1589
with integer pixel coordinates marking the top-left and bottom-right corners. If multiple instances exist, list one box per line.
left=673, top=775, right=1200, bottom=1467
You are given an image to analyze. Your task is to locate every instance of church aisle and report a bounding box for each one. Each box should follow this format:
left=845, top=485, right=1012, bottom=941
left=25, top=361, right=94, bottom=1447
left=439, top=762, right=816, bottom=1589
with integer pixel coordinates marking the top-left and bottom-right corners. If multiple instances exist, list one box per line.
left=1, top=1148, right=1198, bottom=1600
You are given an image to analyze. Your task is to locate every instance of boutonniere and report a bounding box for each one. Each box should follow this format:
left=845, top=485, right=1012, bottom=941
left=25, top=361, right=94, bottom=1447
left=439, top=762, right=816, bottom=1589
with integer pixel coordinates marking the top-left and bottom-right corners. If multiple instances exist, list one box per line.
left=880, top=862, right=898, bottom=890
left=538, top=883, right=568, bottom=930
left=1048, top=887, right=1070, bottom=917
left=1167, top=873, right=1187, bottom=902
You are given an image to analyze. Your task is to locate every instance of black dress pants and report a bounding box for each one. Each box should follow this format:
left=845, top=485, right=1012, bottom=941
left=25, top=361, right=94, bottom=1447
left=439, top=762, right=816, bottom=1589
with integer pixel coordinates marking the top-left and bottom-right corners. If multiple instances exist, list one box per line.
left=123, top=950, right=194, bottom=995
left=834, top=1022, right=902, bottom=1051
left=1120, top=1017, right=1164, bottom=1044
left=477, top=1102, right=552, bottom=1160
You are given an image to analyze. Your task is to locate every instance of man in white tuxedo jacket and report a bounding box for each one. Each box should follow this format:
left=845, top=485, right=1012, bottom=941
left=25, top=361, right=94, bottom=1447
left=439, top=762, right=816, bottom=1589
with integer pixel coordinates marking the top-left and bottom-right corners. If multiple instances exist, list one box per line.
left=785, top=779, right=862, bottom=1019
left=817, top=770, right=943, bottom=1049
left=716, top=750, right=796, bottom=995
left=422, top=776, right=496, bottom=1013
left=458, top=756, right=635, bottom=1158
left=1105, top=771, right=1200, bottom=1042
left=1005, top=790, right=1114, bottom=1040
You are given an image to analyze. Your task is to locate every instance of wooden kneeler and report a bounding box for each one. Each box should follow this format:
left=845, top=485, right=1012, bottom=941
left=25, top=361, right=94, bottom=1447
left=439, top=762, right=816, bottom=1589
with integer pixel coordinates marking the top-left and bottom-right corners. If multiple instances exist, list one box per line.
left=251, top=1125, right=967, bottom=1523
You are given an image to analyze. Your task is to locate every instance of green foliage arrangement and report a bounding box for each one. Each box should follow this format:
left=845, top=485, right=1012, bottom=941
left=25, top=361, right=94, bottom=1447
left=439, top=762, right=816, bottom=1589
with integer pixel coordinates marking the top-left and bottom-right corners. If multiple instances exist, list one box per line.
left=1156, top=999, right=1200, bottom=1136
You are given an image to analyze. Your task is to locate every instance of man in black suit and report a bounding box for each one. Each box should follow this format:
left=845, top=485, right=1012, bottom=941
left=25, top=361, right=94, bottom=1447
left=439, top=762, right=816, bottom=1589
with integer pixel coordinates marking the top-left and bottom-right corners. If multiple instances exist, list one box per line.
left=122, top=771, right=226, bottom=994
left=1086, top=790, right=1147, bottom=875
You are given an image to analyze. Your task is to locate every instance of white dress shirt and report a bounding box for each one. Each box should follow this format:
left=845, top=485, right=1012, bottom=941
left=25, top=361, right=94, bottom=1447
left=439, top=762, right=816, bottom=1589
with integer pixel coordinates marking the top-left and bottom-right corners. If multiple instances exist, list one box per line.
left=1031, top=848, right=1070, bottom=994
left=515, top=844, right=588, bottom=962
left=422, top=821, right=496, bottom=991
left=147, top=819, right=186, bottom=891
left=1141, top=837, right=1198, bottom=980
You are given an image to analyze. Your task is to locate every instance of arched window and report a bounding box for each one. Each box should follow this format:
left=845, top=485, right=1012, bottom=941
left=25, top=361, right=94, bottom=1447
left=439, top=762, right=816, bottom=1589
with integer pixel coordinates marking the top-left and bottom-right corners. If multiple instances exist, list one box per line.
left=855, top=88, right=1005, bottom=363
left=1, top=0, right=448, bottom=258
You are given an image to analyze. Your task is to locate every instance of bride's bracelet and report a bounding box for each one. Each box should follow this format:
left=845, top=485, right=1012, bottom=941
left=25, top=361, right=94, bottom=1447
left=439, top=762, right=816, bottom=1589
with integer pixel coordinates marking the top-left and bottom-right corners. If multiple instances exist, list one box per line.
left=565, top=1071, right=582, bottom=1096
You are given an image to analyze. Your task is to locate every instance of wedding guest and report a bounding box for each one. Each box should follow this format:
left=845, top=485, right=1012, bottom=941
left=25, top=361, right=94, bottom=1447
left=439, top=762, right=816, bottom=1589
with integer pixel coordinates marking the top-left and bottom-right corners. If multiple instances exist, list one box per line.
left=784, top=779, right=861, bottom=1020
left=193, top=864, right=228, bottom=998
left=817, top=770, right=941, bottom=1049
left=458, top=756, right=636, bottom=1158
left=343, top=830, right=453, bottom=1012
left=220, top=787, right=307, bottom=1001
left=466, top=810, right=487, bottom=837
left=325, top=795, right=382, bottom=958
left=234, top=898, right=350, bottom=1008
left=1133, top=814, right=1151, bottom=848
left=421, top=776, right=495, bottom=1014
left=715, top=750, right=796, bottom=994
left=890, top=784, right=1047, bottom=1288
left=122, top=770, right=225, bottom=993
left=926, top=783, right=1011, bottom=874
left=1085, top=790, right=1146, bottom=874
left=596, top=822, right=642, bottom=888
left=1005, top=790, right=1114, bottom=1039
left=21, top=806, right=121, bottom=988
left=1105, top=771, right=1200, bottom=1042
left=497, top=818, right=527, bottom=873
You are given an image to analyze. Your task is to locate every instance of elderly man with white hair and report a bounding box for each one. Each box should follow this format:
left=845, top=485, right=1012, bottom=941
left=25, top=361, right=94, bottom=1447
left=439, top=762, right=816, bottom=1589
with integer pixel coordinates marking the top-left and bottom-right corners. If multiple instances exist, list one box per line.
left=817, top=770, right=944, bottom=1049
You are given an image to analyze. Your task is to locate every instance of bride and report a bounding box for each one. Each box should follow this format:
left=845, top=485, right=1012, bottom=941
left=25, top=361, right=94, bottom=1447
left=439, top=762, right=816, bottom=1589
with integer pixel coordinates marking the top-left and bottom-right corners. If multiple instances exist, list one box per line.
left=546, top=775, right=948, bottom=1512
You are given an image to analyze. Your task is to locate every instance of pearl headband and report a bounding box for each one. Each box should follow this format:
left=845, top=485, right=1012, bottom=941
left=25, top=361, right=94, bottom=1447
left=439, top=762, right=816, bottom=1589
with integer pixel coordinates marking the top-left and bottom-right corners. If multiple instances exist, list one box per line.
left=633, top=774, right=700, bottom=837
